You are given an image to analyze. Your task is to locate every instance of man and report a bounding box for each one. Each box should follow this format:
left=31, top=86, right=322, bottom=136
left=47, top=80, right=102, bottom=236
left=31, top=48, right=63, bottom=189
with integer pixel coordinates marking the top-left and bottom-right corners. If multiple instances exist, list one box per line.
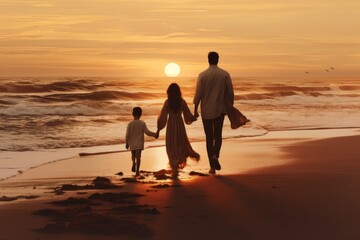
left=193, top=51, right=234, bottom=174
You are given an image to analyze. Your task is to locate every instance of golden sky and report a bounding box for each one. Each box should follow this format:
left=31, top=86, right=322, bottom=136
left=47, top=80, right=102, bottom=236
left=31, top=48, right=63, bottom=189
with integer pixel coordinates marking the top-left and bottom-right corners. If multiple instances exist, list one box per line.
left=0, top=0, right=359, bottom=77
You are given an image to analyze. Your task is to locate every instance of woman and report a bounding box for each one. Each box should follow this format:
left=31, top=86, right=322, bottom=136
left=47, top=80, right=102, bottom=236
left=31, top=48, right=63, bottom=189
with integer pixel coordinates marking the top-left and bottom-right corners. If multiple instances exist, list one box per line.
left=157, top=83, right=200, bottom=178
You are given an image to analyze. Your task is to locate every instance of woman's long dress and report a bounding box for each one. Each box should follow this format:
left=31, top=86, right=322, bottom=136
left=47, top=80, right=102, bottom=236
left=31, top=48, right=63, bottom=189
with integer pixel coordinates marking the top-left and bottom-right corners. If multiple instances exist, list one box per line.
left=157, top=99, right=200, bottom=170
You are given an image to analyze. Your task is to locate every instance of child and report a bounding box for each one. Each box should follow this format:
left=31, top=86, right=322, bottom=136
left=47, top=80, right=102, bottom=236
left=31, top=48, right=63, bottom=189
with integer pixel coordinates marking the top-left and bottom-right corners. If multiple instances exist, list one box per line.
left=125, top=107, right=158, bottom=176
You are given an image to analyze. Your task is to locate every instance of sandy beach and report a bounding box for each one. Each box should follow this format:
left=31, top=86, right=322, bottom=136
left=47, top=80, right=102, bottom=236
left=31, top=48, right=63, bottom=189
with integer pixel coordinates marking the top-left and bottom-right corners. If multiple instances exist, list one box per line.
left=1, top=0, right=360, bottom=239
left=1, top=128, right=360, bottom=240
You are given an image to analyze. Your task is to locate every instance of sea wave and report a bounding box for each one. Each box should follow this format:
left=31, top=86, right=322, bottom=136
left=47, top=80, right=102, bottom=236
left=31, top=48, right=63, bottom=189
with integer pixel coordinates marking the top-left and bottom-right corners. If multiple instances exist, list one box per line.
left=34, top=90, right=163, bottom=102
left=0, top=99, right=15, bottom=105
left=237, top=91, right=360, bottom=101
left=0, top=80, right=104, bottom=93
left=43, top=119, right=81, bottom=127
left=262, top=85, right=332, bottom=92
left=0, top=101, right=164, bottom=116
left=339, top=85, right=360, bottom=91
left=238, top=91, right=297, bottom=100
left=1, top=90, right=164, bottom=104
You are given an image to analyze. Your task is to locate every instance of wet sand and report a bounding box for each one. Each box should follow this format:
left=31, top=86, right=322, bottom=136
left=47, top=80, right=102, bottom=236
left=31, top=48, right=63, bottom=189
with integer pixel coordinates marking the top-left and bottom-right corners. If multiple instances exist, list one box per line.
left=1, top=129, right=360, bottom=239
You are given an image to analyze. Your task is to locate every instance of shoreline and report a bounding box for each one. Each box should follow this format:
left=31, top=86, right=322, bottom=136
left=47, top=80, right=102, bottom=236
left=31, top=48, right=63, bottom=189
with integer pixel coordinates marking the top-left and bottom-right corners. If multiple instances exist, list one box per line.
left=1, top=128, right=360, bottom=239
left=1, top=126, right=359, bottom=182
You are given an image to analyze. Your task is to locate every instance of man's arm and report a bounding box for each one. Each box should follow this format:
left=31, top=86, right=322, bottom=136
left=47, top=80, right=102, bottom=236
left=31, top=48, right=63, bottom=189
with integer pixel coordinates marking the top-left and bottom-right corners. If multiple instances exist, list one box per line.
left=193, top=76, right=202, bottom=118
left=194, top=103, right=199, bottom=119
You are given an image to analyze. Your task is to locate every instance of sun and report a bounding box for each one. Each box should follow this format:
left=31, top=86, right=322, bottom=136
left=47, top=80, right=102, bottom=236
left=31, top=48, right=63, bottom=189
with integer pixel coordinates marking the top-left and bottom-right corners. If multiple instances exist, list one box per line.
left=164, top=63, right=181, bottom=77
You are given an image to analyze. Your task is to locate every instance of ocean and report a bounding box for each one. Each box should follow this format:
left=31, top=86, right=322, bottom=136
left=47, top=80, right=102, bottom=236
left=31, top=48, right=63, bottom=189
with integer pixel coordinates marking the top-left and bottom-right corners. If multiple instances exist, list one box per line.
left=0, top=76, right=359, bottom=180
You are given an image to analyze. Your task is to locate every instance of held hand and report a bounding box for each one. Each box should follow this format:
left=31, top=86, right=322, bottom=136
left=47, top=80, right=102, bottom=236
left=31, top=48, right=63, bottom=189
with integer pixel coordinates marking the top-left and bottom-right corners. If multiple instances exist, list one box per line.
left=125, top=143, right=129, bottom=149
left=155, top=129, right=160, bottom=139
left=194, top=111, right=199, bottom=119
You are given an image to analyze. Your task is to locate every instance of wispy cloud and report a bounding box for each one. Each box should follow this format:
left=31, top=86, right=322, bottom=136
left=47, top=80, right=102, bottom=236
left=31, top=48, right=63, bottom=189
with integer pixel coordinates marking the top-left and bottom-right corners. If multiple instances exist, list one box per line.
left=32, top=3, right=55, bottom=7
left=197, top=28, right=221, bottom=32
left=0, top=0, right=359, bottom=76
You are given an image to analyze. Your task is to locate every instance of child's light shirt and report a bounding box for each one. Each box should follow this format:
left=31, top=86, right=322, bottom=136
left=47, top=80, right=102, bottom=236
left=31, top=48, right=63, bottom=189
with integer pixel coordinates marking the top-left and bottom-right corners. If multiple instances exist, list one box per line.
left=125, top=119, right=156, bottom=150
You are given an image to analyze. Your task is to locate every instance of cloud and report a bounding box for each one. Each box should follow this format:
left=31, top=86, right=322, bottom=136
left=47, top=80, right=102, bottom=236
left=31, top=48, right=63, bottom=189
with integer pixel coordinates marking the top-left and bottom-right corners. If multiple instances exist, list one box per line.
left=197, top=28, right=221, bottom=32
left=0, top=0, right=359, bottom=76
left=32, top=3, right=55, bottom=7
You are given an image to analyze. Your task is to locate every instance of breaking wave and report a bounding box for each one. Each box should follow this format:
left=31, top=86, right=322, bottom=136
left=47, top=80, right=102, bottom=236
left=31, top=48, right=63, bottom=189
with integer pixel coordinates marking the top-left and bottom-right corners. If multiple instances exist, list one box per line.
left=0, top=80, right=104, bottom=93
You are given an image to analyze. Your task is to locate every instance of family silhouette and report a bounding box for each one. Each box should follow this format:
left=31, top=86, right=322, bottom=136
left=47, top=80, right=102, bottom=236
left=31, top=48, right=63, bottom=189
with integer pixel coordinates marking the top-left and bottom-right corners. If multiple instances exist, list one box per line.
left=125, top=51, right=248, bottom=178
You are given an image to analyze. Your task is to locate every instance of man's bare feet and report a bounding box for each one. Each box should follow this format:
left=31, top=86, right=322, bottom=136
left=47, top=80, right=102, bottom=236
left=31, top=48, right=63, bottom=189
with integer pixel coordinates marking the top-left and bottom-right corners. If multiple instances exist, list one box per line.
left=209, top=168, right=216, bottom=174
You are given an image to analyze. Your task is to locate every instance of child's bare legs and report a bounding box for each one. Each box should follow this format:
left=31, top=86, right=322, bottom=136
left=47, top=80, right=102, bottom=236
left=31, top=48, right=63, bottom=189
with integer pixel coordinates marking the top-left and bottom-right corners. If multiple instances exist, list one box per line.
left=135, top=156, right=141, bottom=176
left=131, top=152, right=136, bottom=172
left=131, top=150, right=142, bottom=176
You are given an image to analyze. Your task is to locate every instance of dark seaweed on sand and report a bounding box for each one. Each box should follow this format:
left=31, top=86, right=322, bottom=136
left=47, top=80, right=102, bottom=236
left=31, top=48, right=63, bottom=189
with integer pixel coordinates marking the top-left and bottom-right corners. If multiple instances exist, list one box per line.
left=50, top=197, right=96, bottom=206
left=110, top=204, right=161, bottom=215
left=34, top=213, right=153, bottom=237
left=0, top=195, right=39, bottom=202
left=32, top=206, right=92, bottom=221
left=57, top=176, right=119, bottom=192
left=34, top=191, right=157, bottom=237
left=88, top=192, right=144, bottom=204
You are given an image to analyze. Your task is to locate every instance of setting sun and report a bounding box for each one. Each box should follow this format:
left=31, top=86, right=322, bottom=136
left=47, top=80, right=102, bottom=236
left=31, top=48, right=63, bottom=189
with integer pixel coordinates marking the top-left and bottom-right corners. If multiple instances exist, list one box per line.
left=164, top=63, right=181, bottom=77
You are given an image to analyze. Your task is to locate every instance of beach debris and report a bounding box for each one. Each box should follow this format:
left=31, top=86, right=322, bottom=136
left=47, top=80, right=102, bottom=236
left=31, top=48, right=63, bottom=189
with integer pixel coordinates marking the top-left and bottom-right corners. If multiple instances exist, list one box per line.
left=110, top=204, right=161, bottom=215
left=50, top=197, right=94, bottom=206
left=35, top=222, right=66, bottom=234
left=33, top=208, right=62, bottom=217
left=92, top=176, right=113, bottom=187
left=54, top=189, right=65, bottom=195
left=153, top=169, right=173, bottom=180
left=56, top=177, right=119, bottom=192
left=34, top=178, right=160, bottom=237
left=120, top=177, right=139, bottom=183
left=146, top=189, right=158, bottom=192
left=0, top=195, right=39, bottom=202
left=189, top=171, right=209, bottom=177
left=151, top=184, right=182, bottom=189
left=115, top=171, right=124, bottom=176
left=34, top=213, right=153, bottom=237
left=59, top=184, right=81, bottom=191
left=77, top=192, right=88, bottom=195
left=141, top=180, right=158, bottom=184
left=139, top=170, right=153, bottom=177
left=68, top=213, right=153, bottom=236
left=32, top=206, right=92, bottom=221
left=88, top=192, right=143, bottom=204
left=152, top=184, right=170, bottom=189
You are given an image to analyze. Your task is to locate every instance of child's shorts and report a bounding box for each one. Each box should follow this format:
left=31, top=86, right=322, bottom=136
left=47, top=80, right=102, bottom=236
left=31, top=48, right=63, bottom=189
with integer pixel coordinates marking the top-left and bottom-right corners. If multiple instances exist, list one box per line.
left=131, top=149, right=142, bottom=158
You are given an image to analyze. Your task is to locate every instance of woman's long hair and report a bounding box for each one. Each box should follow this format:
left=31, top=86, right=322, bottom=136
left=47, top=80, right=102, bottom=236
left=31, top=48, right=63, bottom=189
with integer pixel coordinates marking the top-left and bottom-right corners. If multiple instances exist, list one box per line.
left=167, top=83, right=182, bottom=113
